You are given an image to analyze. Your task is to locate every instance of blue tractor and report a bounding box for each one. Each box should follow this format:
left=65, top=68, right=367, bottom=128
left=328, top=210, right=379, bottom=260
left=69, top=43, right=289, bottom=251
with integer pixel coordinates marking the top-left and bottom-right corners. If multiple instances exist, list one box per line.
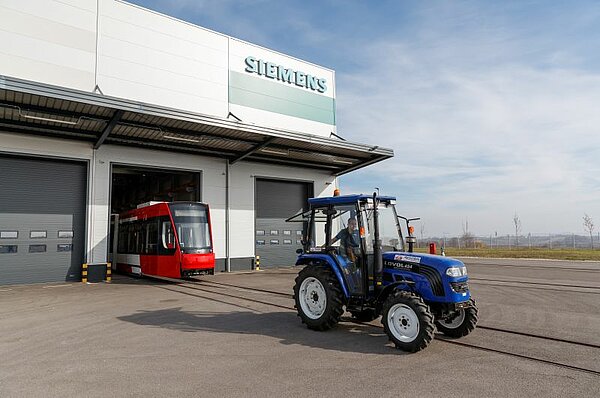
left=291, top=193, right=478, bottom=352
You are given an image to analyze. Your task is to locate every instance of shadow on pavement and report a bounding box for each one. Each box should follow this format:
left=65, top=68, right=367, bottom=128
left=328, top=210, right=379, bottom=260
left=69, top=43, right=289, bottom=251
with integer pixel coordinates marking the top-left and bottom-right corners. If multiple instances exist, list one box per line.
left=117, top=307, right=404, bottom=355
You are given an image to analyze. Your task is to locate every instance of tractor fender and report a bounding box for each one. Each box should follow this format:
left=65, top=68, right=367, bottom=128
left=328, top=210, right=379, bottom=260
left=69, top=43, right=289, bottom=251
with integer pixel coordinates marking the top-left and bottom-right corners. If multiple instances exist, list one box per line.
left=375, top=281, right=415, bottom=314
left=295, top=254, right=350, bottom=298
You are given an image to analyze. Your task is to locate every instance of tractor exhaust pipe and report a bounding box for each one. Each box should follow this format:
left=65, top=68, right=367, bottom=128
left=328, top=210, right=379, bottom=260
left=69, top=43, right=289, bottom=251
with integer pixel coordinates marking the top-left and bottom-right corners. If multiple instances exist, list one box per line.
left=372, top=192, right=383, bottom=292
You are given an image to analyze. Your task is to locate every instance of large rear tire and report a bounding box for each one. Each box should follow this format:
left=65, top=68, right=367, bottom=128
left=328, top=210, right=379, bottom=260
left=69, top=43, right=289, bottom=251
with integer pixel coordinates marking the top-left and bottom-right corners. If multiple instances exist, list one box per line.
left=293, top=264, right=344, bottom=331
left=435, top=299, right=478, bottom=338
left=382, top=290, right=435, bottom=352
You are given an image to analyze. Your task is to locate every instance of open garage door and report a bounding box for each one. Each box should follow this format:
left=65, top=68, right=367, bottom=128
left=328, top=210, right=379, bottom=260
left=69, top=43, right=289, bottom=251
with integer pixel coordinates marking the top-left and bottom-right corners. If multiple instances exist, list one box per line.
left=109, top=165, right=201, bottom=261
left=255, top=179, right=312, bottom=268
left=0, top=154, right=87, bottom=285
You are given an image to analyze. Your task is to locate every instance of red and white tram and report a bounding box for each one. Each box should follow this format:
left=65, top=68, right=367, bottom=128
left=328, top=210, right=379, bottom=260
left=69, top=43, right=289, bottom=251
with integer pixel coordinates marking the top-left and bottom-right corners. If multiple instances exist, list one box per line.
left=115, top=201, right=215, bottom=278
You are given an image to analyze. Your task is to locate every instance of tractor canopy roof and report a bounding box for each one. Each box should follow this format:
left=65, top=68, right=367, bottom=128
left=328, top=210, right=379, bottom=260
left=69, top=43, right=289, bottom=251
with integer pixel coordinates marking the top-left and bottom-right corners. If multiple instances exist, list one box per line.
left=308, top=194, right=396, bottom=207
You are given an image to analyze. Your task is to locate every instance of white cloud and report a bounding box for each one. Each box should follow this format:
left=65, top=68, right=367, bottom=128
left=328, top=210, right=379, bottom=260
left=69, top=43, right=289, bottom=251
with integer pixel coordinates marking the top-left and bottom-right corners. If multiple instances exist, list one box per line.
left=337, top=38, right=600, bottom=236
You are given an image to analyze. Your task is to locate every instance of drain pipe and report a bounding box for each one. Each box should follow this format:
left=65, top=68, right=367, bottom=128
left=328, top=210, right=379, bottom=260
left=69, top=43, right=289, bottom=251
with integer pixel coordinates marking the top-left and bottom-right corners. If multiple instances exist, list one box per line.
left=225, top=159, right=231, bottom=272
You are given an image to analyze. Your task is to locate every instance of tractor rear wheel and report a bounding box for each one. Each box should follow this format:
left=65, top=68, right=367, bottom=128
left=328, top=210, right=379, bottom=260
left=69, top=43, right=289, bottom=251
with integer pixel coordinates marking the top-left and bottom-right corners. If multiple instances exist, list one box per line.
left=435, top=299, right=478, bottom=338
left=294, top=264, right=344, bottom=331
left=382, top=290, right=434, bottom=352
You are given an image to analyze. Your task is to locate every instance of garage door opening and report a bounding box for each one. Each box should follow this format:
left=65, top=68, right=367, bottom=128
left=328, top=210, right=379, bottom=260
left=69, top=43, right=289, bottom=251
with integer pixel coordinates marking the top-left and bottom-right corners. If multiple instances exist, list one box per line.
left=108, top=165, right=201, bottom=261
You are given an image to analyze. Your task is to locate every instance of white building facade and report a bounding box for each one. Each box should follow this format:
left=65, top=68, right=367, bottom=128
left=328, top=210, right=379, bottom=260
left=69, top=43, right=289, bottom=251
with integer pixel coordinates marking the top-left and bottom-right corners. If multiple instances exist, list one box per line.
left=0, top=0, right=392, bottom=284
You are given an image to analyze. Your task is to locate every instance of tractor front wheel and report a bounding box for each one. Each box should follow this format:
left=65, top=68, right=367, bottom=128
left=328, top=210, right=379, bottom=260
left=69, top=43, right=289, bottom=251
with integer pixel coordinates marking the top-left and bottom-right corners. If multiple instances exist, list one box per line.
left=435, top=299, right=478, bottom=338
left=294, top=264, right=344, bottom=331
left=382, top=290, right=435, bottom=352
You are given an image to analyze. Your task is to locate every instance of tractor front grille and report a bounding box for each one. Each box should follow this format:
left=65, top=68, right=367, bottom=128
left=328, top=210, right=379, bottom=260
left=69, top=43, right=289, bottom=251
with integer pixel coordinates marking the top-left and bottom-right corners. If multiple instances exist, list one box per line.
left=450, top=281, right=469, bottom=293
left=419, top=265, right=445, bottom=296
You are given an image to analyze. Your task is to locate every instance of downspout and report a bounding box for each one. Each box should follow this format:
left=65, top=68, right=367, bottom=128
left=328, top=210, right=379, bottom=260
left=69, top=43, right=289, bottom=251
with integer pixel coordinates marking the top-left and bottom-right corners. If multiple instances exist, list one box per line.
left=225, top=159, right=231, bottom=272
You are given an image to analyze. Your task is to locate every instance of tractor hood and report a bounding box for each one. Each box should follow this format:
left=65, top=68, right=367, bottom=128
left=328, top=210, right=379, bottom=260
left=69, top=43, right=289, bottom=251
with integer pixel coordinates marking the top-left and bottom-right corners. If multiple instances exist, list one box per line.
left=382, top=252, right=464, bottom=273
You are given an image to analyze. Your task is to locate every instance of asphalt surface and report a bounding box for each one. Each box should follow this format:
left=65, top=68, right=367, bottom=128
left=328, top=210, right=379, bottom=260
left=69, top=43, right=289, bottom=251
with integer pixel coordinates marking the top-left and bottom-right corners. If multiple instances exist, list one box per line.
left=1, top=258, right=599, bottom=397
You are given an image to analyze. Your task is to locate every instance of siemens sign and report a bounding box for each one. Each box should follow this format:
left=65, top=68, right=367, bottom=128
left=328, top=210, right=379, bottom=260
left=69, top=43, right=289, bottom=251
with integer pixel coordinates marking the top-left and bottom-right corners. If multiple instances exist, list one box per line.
left=244, top=56, right=327, bottom=93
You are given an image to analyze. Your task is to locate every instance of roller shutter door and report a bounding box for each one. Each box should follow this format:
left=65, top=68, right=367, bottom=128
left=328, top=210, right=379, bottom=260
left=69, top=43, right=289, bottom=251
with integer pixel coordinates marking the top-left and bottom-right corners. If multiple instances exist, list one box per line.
left=255, top=179, right=311, bottom=268
left=0, top=155, right=87, bottom=285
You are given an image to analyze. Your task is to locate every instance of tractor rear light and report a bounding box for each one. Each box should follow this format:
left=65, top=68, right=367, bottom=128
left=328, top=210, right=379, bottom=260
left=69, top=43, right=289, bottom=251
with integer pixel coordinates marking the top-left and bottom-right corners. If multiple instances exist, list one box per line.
left=408, top=226, right=414, bottom=235
left=359, top=227, right=365, bottom=238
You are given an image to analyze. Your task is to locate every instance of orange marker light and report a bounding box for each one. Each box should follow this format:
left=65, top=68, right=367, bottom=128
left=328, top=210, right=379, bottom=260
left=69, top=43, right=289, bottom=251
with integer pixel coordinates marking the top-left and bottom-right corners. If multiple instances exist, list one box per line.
left=359, top=226, right=365, bottom=238
left=408, top=226, right=414, bottom=235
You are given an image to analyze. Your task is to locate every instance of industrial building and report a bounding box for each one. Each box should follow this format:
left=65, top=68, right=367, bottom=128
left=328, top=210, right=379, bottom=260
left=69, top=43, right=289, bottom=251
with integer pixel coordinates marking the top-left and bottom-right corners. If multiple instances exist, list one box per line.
left=0, top=0, right=393, bottom=284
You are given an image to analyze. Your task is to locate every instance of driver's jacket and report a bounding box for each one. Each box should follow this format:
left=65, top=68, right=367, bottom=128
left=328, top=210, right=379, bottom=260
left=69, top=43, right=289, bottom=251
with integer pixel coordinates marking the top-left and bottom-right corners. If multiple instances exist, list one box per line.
left=334, top=228, right=360, bottom=259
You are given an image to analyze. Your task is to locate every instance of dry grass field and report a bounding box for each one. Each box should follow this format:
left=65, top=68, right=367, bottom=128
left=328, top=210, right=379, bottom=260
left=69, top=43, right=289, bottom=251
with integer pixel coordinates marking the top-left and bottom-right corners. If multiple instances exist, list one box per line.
left=414, top=247, right=600, bottom=261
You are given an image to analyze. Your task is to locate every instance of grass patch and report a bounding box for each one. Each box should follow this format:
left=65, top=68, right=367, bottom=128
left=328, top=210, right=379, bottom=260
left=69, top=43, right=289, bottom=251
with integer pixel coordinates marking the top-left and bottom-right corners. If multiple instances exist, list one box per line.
left=413, top=247, right=600, bottom=261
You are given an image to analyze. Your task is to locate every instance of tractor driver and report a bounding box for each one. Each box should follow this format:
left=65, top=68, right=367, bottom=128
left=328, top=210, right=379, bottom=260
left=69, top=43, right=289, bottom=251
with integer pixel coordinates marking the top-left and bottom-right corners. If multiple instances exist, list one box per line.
left=329, top=218, right=361, bottom=263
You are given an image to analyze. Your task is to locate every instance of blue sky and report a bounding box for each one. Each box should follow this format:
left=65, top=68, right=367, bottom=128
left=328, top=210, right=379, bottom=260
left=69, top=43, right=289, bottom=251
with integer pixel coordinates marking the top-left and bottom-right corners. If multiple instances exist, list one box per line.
left=131, top=0, right=600, bottom=236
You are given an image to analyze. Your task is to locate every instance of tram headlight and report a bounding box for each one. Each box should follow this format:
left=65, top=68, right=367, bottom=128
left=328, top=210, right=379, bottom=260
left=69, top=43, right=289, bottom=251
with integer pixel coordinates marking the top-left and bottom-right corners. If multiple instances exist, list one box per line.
left=446, top=266, right=467, bottom=277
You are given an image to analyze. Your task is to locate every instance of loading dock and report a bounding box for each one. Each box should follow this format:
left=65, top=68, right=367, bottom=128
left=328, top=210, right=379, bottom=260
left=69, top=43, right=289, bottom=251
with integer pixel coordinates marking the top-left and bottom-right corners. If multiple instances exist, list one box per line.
left=111, top=165, right=201, bottom=214
left=108, top=165, right=202, bottom=262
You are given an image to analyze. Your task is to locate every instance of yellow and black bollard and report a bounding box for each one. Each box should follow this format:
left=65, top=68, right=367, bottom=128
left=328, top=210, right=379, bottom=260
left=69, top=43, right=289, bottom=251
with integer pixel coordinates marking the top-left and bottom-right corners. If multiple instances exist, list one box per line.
left=106, top=262, right=112, bottom=283
left=81, top=263, right=88, bottom=283
left=255, top=255, right=260, bottom=271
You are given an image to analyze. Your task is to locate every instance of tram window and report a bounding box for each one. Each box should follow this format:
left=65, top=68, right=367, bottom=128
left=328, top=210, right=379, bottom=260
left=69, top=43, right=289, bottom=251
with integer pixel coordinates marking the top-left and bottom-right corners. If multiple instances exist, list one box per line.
left=118, top=223, right=128, bottom=253
left=138, top=221, right=146, bottom=254
left=127, top=223, right=137, bottom=253
left=160, top=218, right=175, bottom=254
left=146, top=220, right=158, bottom=254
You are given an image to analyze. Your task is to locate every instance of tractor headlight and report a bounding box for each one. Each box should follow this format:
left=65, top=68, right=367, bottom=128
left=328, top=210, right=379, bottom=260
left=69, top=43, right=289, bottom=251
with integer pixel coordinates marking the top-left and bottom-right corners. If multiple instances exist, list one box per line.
left=446, top=266, right=467, bottom=277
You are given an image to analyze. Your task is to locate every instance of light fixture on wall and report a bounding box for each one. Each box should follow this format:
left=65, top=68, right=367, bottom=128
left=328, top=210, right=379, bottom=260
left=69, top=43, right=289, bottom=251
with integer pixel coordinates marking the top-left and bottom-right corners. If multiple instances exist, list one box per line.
left=163, top=135, right=200, bottom=143
left=331, top=158, right=353, bottom=165
left=259, top=148, right=289, bottom=156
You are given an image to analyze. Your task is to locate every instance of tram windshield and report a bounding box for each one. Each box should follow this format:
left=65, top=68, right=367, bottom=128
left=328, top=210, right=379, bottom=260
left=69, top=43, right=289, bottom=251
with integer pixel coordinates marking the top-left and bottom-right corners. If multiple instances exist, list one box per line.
left=169, top=203, right=212, bottom=254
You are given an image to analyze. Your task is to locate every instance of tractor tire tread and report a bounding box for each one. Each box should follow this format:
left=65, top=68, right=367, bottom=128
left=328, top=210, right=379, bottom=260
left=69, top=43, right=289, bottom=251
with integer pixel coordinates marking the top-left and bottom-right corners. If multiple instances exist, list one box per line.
left=293, top=264, right=344, bottom=331
left=381, top=290, right=435, bottom=353
left=435, top=299, right=478, bottom=338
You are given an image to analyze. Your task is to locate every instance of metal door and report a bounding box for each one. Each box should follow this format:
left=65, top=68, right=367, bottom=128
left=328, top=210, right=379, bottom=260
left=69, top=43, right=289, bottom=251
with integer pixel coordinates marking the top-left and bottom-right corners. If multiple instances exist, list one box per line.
left=255, top=179, right=311, bottom=267
left=0, top=155, right=87, bottom=284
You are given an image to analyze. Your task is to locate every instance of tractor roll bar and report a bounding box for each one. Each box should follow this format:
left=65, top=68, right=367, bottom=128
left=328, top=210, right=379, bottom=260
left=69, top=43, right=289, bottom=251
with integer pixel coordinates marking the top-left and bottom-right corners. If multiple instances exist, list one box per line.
left=372, top=192, right=383, bottom=292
